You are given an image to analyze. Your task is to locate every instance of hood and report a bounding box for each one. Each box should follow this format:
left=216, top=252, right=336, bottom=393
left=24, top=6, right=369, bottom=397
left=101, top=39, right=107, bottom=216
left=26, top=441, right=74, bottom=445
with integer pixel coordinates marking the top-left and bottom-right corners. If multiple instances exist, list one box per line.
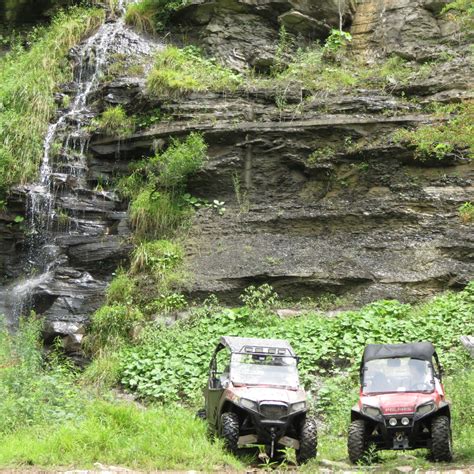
left=230, top=385, right=306, bottom=405
left=362, top=392, right=438, bottom=415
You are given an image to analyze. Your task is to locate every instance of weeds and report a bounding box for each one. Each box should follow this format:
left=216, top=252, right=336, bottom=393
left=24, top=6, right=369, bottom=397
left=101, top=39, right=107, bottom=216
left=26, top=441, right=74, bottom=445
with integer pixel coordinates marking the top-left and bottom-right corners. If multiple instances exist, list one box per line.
left=91, top=105, right=135, bottom=138
left=0, top=6, right=104, bottom=197
left=121, top=282, right=474, bottom=403
left=393, top=102, right=473, bottom=160
left=459, top=201, right=474, bottom=222
left=147, top=46, right=242, bottom=97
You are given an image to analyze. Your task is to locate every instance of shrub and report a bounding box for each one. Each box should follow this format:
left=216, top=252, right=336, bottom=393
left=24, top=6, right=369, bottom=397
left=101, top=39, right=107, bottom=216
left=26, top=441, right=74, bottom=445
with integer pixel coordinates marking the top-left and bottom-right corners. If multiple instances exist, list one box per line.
left=0, top=7, right=104, bottom=197
left=147, top=46, right=242, bottom=97
left=91, top=105, right=134, bottom=138
left=86, top=304, right=144, bottom=354
left=121, top=283, right=474, bottom=403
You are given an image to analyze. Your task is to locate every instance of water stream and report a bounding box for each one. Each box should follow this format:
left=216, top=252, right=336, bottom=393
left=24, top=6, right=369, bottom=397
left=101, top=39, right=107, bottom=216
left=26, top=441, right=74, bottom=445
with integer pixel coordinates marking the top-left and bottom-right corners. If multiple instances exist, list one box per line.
left=1, top=1, right=155, bottom=330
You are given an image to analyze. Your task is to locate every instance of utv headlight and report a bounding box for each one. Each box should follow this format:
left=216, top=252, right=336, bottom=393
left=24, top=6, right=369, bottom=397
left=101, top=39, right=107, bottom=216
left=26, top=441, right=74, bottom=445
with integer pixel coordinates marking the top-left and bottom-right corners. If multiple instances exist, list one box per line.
left=416, top=402, right=435, bottom=417
left=362, top=405, right=382, bottom=419
left=290, top=401, right=306, bottom=413
left=240, top=398, right=258, bottom=412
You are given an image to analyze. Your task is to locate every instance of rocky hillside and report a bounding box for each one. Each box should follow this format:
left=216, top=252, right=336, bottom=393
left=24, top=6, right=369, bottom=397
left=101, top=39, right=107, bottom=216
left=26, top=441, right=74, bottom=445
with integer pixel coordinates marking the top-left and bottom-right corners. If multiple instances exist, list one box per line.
left=0, top=0, right=472, bottom=343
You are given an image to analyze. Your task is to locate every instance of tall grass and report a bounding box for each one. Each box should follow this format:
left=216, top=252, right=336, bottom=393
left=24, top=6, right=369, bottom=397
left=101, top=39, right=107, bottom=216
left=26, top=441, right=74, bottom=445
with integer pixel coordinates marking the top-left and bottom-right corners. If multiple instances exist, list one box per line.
left=0, top=6, right=104, bottom=197
left=147, top=46, right=242, bottom=97
left=0, top=401, right=241, bottom=470
left=0, top=317, right=84, bottom=434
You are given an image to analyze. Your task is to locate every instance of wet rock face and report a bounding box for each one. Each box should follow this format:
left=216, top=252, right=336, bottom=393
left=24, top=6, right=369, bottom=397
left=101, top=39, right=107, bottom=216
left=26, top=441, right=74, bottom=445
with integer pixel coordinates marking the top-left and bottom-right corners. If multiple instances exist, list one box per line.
left=173, top=0, right=354, bottom=71
left=89, top=79, right=473, bottom=306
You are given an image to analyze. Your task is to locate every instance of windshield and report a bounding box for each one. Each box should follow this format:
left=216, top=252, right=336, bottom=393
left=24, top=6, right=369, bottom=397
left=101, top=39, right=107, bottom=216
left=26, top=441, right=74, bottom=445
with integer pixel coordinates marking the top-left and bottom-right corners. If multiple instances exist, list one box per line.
left=363, top=357, right=434, bottom=394
left=230, top=353, right=299, bottom=388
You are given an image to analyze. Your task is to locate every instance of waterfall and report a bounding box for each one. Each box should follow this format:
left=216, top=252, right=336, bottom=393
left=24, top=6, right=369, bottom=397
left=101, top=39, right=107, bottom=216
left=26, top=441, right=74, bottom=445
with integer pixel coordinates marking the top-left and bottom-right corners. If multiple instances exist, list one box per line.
left=2, top=1, right=155, bottom=330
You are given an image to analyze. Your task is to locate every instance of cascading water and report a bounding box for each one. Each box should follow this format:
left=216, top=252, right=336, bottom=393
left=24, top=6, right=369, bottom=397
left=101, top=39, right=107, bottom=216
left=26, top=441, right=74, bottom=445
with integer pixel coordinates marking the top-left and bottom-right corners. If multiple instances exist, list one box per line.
left=2, top=1, right=156, bottom=331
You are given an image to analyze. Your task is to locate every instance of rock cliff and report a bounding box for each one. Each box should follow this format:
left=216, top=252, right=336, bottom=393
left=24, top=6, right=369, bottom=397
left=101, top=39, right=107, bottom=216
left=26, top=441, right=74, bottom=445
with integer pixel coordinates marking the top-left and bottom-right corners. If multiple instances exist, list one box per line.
left=0, top=0, right=472, bottom=343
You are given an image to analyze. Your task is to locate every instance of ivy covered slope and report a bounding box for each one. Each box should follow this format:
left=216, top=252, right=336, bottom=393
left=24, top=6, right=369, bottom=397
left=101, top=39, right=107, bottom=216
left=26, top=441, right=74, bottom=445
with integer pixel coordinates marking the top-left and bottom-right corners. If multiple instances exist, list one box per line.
left=0, top=6, right=104, bottom=197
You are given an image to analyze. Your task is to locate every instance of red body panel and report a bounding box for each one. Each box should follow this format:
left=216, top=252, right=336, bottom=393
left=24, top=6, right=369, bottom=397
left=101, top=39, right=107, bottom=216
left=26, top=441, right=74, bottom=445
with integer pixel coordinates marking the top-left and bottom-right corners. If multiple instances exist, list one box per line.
left=358, top=381, right=446, bottom=414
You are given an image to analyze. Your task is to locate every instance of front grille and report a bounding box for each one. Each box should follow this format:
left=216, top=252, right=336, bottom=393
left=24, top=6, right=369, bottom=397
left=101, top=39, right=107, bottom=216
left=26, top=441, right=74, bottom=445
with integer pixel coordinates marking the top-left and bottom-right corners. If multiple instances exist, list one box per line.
left=259, top=403, right=288, bottom=420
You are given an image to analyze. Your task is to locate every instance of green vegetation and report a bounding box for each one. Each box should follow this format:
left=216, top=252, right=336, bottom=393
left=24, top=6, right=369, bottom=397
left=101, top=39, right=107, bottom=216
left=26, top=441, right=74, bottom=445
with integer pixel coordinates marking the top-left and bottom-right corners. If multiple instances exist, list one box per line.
left=459, top=201, right=474, bottom=222
left=1, top=283, right=473, bottom=469
left=119, top=132, right=207, bottom=239
left=442, top=0, right=474, bottom=33
left=121, top=282, right=474, bottom=403
left=0, top=317, right=240, bottom=470
left=125, top=0, right=189, bottom=33
left=0, top=6, right=104, bottom=197
left=147, top=46, right=242, bottom=97
left=393, top=103, right=473, bottom=161
left=90, top=105, right=135, bottom=138
left=0, top=317, right=84, bottom=434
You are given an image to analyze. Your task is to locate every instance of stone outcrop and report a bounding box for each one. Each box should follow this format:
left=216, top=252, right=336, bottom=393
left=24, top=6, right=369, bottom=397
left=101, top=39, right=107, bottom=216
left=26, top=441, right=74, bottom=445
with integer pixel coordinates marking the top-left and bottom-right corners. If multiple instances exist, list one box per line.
left=351, top=0, right=458, bottom=60
left=0, top=0, right=472, bottom=343
left=90, top=75, right=473, bottom=305
left=171, top=0, right=355, bottom=71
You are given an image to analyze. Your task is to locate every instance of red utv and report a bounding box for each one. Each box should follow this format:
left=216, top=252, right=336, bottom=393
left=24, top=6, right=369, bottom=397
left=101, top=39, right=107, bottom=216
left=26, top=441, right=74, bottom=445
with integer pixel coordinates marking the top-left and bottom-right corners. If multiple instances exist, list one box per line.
left=202, top=336, right=317, bottom=463
left=348, top=342, right=453, bottom=463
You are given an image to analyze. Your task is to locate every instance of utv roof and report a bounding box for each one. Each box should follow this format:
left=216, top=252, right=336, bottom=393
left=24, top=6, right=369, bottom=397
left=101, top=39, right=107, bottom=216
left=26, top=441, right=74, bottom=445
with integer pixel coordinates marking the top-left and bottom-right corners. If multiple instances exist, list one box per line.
left=220, top=336, right=296, bottom=356
left=362, top=342, right=436, bottom=363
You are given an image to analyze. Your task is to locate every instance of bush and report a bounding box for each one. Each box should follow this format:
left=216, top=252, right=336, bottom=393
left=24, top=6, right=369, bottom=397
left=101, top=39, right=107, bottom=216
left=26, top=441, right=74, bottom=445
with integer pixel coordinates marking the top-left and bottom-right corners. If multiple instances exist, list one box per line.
left=86, top=304, right=144, bottom=354
left=120, top=283, right=474, bottom=403
left=147, top=46, right=242, bottom=97
left=0, top=6, right=104, bottom=197
left=91, top=105, right=134, bottom=138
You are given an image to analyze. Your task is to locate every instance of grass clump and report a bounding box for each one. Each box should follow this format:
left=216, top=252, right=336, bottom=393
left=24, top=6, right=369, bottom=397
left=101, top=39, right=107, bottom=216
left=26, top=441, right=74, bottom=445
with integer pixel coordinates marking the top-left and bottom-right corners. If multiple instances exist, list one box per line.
left=459, top=201, right=474, bottom=222
left=91, top=105, right=135, bottom=138
left=147, top=46, right=242, bottom=97
left=0, top=6, right=104, bottom=197
left=125, top=0, right=189, bottom=33
left=119, top=132, right=208, bottom=240
left=84, top=304, right=144, bottom=355
left=0, top=316, right=84, bottom=435
left=130, top=239, right=183, bottom=275
left=393, top=102, right=474, bottom=160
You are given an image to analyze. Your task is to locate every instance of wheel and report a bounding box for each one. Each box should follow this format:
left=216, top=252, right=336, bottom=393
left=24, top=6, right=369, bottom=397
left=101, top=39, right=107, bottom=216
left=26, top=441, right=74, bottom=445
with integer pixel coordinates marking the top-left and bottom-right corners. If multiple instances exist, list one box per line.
left=431, top=416, right=453, bottom=462
left=196, top=408, right=206, bottom=420
left=220, top=412, right=240, bottom=453
left=296, top=417, right=318, bottom=464
left=348, top=419, right=368, bottom=464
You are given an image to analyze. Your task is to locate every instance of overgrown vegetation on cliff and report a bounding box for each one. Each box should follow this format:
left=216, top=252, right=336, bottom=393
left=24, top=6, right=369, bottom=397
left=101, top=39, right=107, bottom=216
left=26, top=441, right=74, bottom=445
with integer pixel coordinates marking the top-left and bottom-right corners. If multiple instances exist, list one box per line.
left=393, top=102, right=474, bottom=160
left=0, top=6, right=104, bottom=197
